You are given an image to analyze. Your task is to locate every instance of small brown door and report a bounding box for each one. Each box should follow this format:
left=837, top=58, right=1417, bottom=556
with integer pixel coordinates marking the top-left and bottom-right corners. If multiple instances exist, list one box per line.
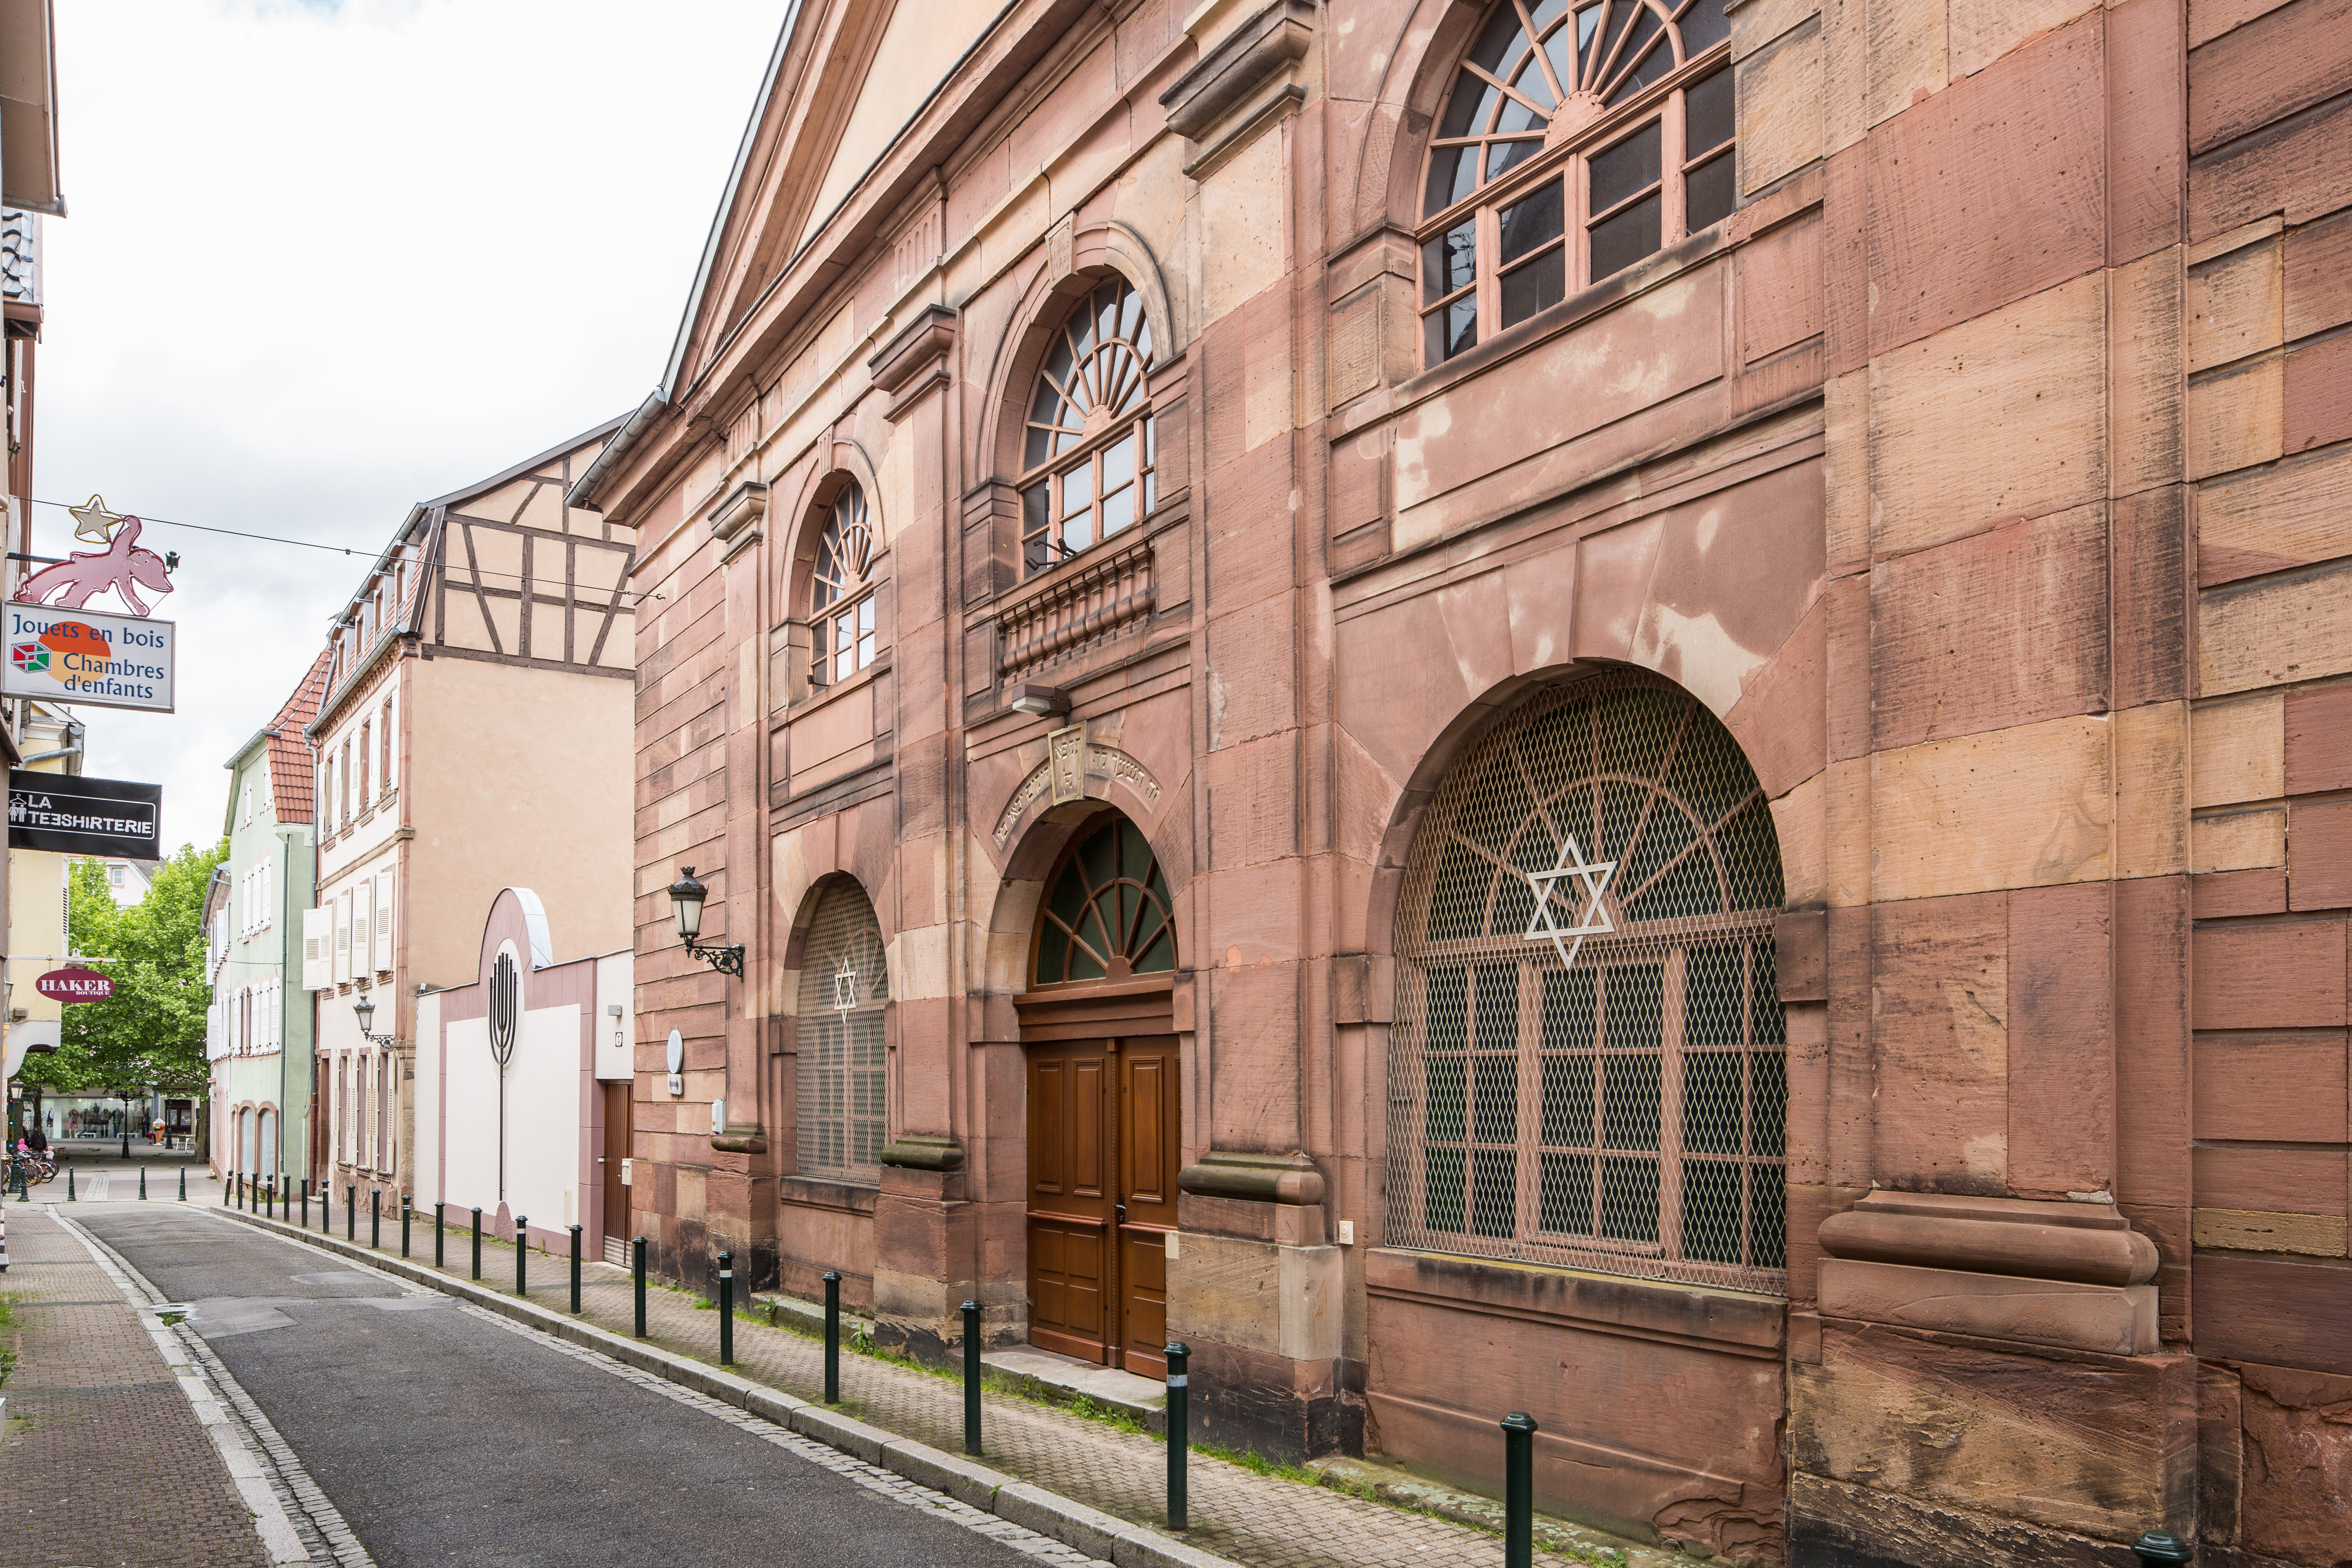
left=601, top=1081, right=630, bottom=1252
left=1025, top=1034, right=1180, bottom=1374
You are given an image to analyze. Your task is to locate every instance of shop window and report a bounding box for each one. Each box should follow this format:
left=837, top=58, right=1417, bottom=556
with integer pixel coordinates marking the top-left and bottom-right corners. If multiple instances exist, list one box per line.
left=1034, top=817, right=1176, bottom=985
left=808, top=484, right=880, bottom=691
left=1388, top=676, right=1787, bottom=1293
left=794, top=882, right=889, bottom=1186
left=1019, top=277, right=1158, bottom=578
left=1421, top=0, right=1734, bottom=366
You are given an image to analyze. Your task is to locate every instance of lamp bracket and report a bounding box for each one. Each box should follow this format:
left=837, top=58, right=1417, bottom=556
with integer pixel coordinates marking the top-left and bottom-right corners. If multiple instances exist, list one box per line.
left=683, top=937, right=746, bottom=979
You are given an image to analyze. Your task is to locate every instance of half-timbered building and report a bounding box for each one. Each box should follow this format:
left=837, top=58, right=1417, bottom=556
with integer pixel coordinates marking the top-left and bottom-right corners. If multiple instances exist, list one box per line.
left=578, top=1, right=2352, bottom=1561
left=309, top=422, right=637, bottom=1227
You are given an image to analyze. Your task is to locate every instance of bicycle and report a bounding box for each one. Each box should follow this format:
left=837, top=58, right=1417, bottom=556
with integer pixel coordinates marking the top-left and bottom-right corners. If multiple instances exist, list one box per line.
left=8, top=1151, right=57, bottom=1188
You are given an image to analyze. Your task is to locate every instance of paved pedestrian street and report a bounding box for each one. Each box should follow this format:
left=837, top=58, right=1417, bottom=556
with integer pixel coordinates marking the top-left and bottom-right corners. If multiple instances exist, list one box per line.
left=0, top=1188, right=1681, bottom=1568
left=191, top=1193, right=1674, bottom=1568
left=21, top=1198, right=1115, bottom=1568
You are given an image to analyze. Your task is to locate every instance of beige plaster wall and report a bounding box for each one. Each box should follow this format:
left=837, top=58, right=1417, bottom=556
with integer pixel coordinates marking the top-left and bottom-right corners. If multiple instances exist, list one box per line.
left=402, top=655, right=634, bottom=989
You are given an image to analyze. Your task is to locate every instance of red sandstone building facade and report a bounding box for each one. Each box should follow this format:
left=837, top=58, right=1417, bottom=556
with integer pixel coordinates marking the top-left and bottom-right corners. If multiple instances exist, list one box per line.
left=578, top=1, right=2352, bottom=1561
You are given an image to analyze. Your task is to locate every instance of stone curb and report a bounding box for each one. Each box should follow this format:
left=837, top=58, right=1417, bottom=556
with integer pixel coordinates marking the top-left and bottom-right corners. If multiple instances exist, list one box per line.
left=216, top=1207, right=1234, bottom=1568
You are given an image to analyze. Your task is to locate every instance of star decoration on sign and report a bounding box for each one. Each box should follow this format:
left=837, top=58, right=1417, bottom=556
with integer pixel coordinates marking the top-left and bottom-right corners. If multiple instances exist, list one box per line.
left=1523, top=832, right=1617, bottom=969
left=69, top=494, right=122, bottom=545
left=832, top=957, right=860, bottom=1012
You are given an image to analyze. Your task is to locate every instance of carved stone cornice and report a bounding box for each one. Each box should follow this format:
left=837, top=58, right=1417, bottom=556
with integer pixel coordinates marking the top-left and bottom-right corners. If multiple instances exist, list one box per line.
left=1158, top=0, right=1314, bottom=178
left=868, top=304, right=959, bottom=420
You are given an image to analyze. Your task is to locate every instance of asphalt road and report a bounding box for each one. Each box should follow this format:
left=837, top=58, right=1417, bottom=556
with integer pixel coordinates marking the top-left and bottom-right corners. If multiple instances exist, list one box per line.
left=79, top=1206, right=1072, bottom=1568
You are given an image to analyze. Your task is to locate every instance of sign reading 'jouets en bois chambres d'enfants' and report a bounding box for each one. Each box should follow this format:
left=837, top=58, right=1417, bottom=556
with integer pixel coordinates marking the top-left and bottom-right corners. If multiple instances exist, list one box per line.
left=0, top=601, right=175, bottom=713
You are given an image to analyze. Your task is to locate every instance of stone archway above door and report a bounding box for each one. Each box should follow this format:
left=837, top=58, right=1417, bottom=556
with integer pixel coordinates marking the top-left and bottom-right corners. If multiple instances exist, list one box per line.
left=1015, top=813, right=1182, bottom=1379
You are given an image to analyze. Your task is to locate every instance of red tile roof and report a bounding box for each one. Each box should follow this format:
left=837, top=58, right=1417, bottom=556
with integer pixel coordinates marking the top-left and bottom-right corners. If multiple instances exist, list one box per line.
left=265, top=651, right=332, bottom=825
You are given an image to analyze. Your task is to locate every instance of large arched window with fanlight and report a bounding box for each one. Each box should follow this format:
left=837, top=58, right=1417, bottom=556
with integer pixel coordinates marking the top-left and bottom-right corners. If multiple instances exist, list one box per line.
left=1019, top=277, right=1158, bottom=578
left=1389, top=674, right=1786, bottom=1292
left=795, top=882, right=889, bottom=1186
left=1420, top=0, right=1734, bottom=366
left=809, top=484, right=880, bottom=691
left=1033, top=817, right=1176, bottom=985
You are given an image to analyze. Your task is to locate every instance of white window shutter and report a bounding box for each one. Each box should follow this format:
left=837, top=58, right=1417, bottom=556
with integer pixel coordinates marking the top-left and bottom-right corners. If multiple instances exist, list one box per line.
left=352, top=876, right=373, bottom=976
left=333, top=889, right=352, bottom=983
left=373, top=871, right=395, bottom=972
left=302, top=907, right=331, bottom=990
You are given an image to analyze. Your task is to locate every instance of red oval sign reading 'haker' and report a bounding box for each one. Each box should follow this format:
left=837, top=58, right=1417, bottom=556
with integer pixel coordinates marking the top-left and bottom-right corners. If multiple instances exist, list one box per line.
left=36, top=968, right=114, bottom=1003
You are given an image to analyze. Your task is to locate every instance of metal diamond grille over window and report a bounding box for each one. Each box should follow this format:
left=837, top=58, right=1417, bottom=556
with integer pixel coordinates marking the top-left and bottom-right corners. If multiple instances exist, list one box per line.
left=796, top=882, right=890, bottom=1187
left=1388, top=674, right=1788, bottom=1293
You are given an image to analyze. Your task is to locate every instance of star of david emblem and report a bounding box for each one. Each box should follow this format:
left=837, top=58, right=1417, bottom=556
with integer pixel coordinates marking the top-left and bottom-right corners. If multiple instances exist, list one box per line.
left=69, top=494, right=122, bottom=545
left=1523, top=832, right=1617, bottom=969
left=831, top=957, right=859, bottom=1012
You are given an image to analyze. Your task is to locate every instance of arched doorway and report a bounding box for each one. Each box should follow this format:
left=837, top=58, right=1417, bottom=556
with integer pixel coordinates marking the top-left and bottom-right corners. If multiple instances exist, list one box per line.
left=1016, top=811, right=1181, bottom=1377
left=257, top=1108, right=277, bottom=1181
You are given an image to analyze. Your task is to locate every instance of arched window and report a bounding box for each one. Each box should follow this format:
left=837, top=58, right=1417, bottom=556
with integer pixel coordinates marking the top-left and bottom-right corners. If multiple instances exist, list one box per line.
left=1019, top=277, right=1158, bottom=578
left=1034, top=817, right=1176, bottom=985
left=795, top=882, right=889, bottom=1185
left=809, top=484, right=879, bottom=690
left=1421, top=0, right=1734, bottom=365
left=1389, top=675, right=1786, bottom=1293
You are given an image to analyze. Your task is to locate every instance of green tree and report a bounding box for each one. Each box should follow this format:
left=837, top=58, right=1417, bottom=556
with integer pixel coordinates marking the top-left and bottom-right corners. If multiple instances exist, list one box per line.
left=20, top=840, right=227, bottom=1098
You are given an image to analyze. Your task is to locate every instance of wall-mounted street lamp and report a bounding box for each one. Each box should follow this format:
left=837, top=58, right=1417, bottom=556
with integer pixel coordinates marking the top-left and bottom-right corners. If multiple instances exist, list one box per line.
left=352, top=994, right=397, bottom=1046
left=667, top=867, right=744, bottom=978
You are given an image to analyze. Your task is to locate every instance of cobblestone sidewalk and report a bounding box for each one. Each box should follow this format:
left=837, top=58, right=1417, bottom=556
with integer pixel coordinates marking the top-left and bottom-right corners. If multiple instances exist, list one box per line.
left=235, top=1201, right=1677, bottom=1568
left=0, top=1207, right=282, bottom=1568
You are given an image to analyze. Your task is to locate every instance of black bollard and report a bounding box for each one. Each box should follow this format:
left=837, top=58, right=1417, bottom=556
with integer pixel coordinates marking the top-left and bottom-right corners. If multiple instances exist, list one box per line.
left=823, top=1270, right=841, bottom=1403
left=179, top=1165, right=187, bottom=1201
left=718, top=1250, right=735, bottom=1365
left=471, top=1208, right=483, bottom=1280
left=66, top=1164, right=75, bottom=1201
left=2134, top=1533, right=2194, bottom=1568
left=633, top=1236, right=648, bottom=1338
left=402, top=1196, right=413, bottom=1258
left=370, top=1188, right=381, bottom=1249
left=1501, top=1411, right=1537, bottom=1568
left=515, top=1218, right=529, bottom=1296
left=1166, top=1341, right=1190, bottom=1529
left=300, top=1179, right=308, bottom=1227
left=346, top=1184, right=356, bottom=1241
left=962, top=1300, right=983, bottom=1455
left=320, top=1179, right=331, bottom=1234
left=435, top=1203, right=446, bottom=1268
left=569, top=1225, right=582, bottom=1314
left=139, top=1165, right=147, bottom=1200
left=267, top=1177, right=275, bottom=1219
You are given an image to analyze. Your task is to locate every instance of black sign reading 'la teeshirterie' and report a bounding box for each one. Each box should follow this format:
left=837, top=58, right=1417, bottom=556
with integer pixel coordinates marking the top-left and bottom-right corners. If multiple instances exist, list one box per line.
left=8, top=771, right=163, bottom=857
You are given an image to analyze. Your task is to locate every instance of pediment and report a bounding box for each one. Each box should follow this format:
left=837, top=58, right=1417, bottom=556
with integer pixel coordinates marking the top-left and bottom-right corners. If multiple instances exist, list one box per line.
left=670, top=0, right=1001, bottom=397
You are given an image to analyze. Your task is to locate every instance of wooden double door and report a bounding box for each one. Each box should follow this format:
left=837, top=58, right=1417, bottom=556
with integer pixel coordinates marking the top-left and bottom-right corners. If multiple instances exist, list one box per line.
left=1025, top=1034, right=1180, bottom=1379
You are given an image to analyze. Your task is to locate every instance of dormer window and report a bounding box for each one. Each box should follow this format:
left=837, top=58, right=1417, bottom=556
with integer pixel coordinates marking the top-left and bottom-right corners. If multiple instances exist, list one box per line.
left=1420, top=0, right=1734, bottom=366
left=1019, top=277, right=1157, bottom=578
left=809, top=484, right=879, bottom=690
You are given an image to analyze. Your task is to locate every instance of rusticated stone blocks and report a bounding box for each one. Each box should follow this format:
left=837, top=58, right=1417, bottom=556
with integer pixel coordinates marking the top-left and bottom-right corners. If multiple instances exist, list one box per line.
left=1791, top=1321, right=2196, bottom=1559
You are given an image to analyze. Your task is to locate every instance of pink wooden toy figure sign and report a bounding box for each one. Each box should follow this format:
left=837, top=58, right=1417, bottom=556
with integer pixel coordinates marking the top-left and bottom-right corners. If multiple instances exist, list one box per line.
left=15, top=496, right=176, bottom=616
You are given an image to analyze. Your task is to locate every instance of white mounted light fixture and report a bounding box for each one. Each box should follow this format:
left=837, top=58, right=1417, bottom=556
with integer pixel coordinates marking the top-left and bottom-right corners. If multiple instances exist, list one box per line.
left=1008, top=683, right=1068, bottom=717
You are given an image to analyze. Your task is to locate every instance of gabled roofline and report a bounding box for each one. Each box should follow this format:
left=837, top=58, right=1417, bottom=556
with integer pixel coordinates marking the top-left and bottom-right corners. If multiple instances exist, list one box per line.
left=658, top=3, right=806, bottom=404
left=427, top=413, right=629, bottom=515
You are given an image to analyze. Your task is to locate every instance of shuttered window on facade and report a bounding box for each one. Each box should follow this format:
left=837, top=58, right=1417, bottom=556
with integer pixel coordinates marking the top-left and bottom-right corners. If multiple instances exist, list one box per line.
left=794, top=882, right=889, bottom=1187
left=1387, top=675, right=1788, bottom=1294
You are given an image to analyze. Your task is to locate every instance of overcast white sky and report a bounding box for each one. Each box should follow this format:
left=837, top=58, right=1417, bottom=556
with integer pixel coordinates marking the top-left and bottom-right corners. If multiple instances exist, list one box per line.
left=34, top=0, right=784, bottom=852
